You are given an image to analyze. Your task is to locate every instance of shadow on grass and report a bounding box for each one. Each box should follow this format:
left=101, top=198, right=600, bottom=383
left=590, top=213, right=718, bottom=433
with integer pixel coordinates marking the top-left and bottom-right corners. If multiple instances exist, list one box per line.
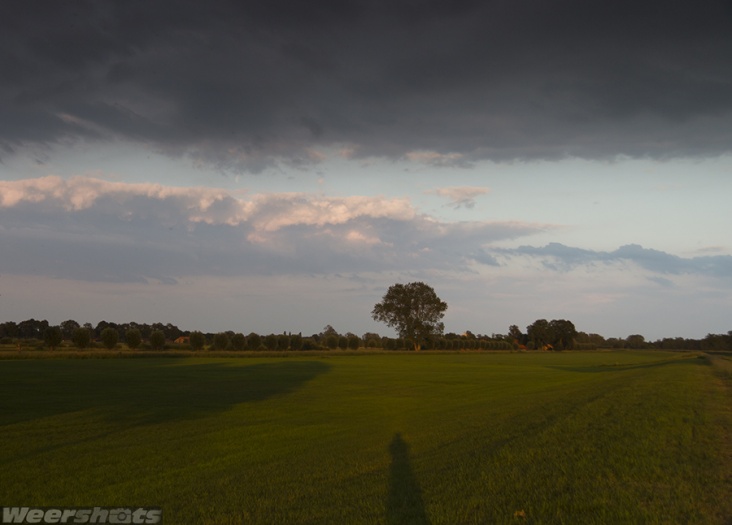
left=0, top=359, right=330, bottom=426
left=386, top=433, right=430, bottom=525
left=546, top=354, right=706, bottom=374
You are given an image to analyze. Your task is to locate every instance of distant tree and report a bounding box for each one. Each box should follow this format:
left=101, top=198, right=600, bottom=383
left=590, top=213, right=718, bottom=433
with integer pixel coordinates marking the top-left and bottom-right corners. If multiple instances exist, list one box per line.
left=325, top=334, right=339, bottom=349
left=625, top=334, right=646, bottom=349
left=18, top=319, right=49, bottom=339
left=43, top=326, right=63, bottom=350
left=149, top=330, right=166, bottom=350
left=230, top=333, right=246, bottom=351
left=362, top=332, right=380, bottom=348
left=71, top=327, right=92, bottom=349
left=290, top=333, right=303, bottom=351
left=164, top=323, right=183, bottom=341
left=549, top=319, right=577, bottom=350
left=100, top=327, right=119, bottom=349
left=0, top=321, right=19, bottom=339
left=301, top=337, right=321, bottom=350
left=372, top=282, right=448, bottom=351
left=213, top=332, right=230, bottom=351
left=526, top=319, right=551, bottom=349
left=264, top=334, right=278, bottom=350
left=701, top=333, right=729, bottom=351
left=347, top=333, right=361, bottom=350
left=508, top=325, right=525, bottom=346
left=320, top=325, right=339, bottom=338
left=95, top=320, right=120, bottom=339
left=137, top=323, right=152, bottom=340
left=277, top=334, right=290, bottom=351
left=247, top=332, right=262, bottom=350
left=125, top=328, right=142, bottom=350
left=189, top=331, right=206, bottom=351
left=60, top=320, right=80, bottom=340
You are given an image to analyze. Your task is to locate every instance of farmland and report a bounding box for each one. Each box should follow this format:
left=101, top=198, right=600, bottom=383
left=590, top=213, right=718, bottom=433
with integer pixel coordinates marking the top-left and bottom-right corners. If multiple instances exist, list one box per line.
left=1, top=351, right=730, bottom=524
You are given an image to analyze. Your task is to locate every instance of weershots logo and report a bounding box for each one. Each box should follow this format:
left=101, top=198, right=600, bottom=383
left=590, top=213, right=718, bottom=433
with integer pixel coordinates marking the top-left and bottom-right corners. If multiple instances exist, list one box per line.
left=2, top=507, right=161, bottom=524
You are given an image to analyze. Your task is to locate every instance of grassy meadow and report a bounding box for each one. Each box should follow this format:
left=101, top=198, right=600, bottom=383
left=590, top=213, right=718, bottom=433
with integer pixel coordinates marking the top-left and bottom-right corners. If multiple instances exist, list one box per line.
left=1, top=351, right=731, bottom=524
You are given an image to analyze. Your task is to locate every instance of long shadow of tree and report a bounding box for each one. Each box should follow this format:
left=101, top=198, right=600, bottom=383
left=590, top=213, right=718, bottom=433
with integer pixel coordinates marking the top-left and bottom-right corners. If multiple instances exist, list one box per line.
left=386, top=433, right=430, bottom=525
left=0, top=359, right=330, bottom=426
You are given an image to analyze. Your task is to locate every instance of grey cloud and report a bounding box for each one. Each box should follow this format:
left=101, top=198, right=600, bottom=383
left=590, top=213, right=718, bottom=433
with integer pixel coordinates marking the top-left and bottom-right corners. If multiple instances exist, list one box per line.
left=647, top=276, right=675, bottom=288
left=493, top=242, right=732, bottom=279
left=2, top=1, right=732, bottom=170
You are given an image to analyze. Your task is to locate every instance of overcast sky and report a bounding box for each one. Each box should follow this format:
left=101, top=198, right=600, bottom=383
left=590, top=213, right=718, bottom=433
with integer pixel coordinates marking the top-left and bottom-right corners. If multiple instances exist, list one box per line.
left=1, top=0, right=731, bottom=340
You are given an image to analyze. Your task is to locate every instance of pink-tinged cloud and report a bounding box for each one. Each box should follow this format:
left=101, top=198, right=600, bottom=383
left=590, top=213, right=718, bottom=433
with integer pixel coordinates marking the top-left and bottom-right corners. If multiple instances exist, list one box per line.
left=426, top=186, right=490, bottom=208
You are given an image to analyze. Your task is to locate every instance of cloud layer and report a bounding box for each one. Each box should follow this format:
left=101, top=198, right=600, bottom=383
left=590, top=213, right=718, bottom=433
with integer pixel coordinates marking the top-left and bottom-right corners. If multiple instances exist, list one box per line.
left=3, top=1, right=732, bottom=170
left=2, top=177, right=730, bottom=289
left=0, top=176, right=548, bottom=283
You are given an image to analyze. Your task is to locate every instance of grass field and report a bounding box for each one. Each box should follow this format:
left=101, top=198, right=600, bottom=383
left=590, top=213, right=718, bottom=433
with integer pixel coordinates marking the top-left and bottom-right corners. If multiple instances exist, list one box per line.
left=1, top=351, right=731, bottom=524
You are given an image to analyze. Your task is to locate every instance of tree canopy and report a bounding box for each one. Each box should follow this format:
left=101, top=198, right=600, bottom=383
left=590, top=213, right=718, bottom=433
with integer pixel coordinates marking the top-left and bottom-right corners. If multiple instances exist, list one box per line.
left=371, top=282, right=447, bottom=351
left=526, top=319, right=578, bottom=350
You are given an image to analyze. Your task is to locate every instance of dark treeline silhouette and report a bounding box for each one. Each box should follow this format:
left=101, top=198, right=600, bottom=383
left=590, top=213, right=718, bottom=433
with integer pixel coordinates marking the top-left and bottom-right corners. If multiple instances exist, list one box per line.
left=0, top=318, right=730, bottom=352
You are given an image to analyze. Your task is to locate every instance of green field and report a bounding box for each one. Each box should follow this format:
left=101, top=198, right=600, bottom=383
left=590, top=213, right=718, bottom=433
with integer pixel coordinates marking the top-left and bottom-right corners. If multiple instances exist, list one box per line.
left=1, top=351, right=731, bottom=524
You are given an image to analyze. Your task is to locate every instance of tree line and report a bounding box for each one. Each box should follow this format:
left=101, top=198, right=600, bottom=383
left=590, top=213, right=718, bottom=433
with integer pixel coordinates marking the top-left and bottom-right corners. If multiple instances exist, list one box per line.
left=1, top=282, right=730, bottom=352
left=1, top=317, right=729, bottom=352
left=0, top=319, right=515, bottom=351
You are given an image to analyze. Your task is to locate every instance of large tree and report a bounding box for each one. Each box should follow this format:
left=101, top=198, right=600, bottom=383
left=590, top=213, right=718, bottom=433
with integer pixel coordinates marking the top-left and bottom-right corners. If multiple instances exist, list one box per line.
left=371, top=282, right=447, bottom=351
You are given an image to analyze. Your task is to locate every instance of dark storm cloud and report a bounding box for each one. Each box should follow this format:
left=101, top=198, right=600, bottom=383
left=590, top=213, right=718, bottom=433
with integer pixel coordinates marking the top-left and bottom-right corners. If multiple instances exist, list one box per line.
left=3, top=0, right=732, bottom=170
